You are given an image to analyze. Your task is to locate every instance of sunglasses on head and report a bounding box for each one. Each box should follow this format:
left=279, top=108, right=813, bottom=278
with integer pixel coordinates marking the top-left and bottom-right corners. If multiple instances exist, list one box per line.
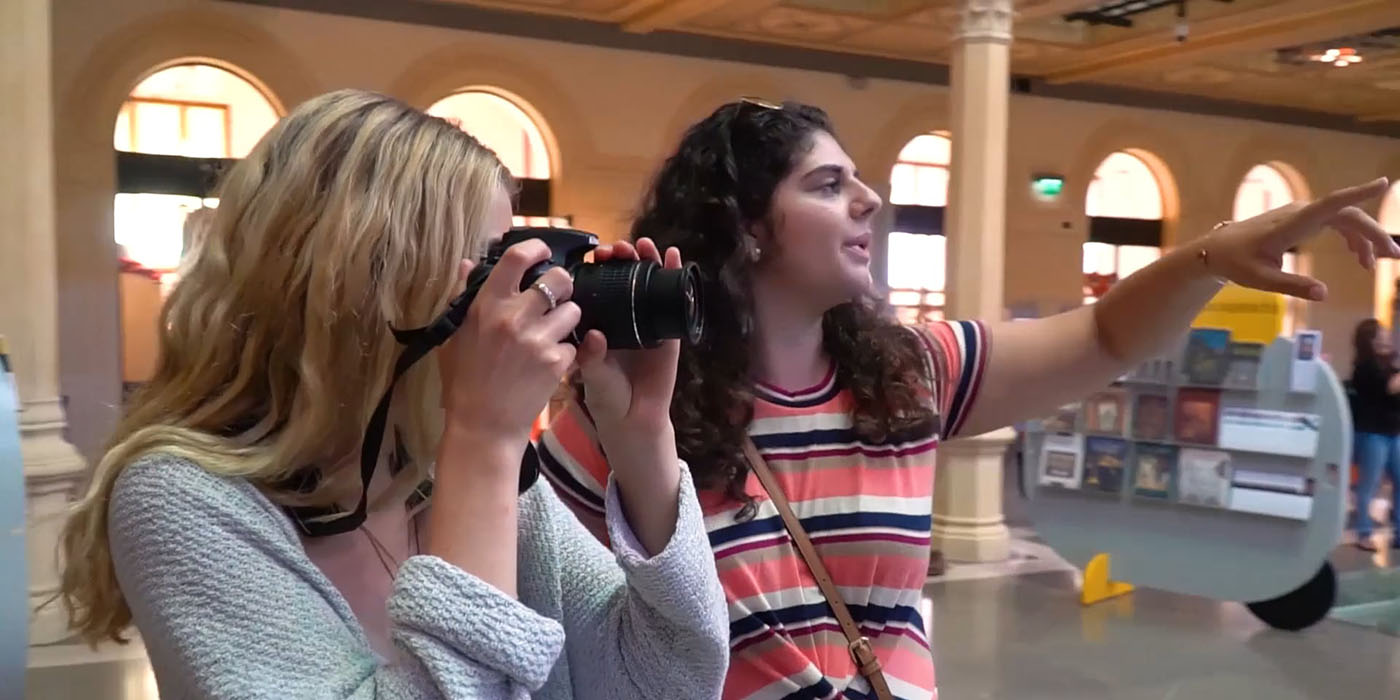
left=738, top=96, right=782, bottom=110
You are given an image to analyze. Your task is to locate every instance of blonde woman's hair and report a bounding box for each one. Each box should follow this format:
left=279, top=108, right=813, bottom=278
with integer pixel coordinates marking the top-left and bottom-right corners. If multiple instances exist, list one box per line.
left=57, top=89, right=511, bottom=644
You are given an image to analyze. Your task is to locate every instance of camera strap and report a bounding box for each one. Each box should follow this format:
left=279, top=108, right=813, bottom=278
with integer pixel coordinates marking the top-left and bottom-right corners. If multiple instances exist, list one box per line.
left=286, top=275, right=540, bottom=537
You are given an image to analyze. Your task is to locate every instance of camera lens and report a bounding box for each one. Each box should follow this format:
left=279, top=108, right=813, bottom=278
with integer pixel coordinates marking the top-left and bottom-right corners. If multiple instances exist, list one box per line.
left=572, top=260, right=704, bottom=349
left=638, top=262, right=704, bottom=346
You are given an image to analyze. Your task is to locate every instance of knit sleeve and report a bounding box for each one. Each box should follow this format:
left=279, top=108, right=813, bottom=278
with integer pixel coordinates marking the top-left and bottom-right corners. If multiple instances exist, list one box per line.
left=535, top=396, right=612, bottom=545
left=108, top=456, right=564, bottom=699
left=538, top=462, right=729, bottom=700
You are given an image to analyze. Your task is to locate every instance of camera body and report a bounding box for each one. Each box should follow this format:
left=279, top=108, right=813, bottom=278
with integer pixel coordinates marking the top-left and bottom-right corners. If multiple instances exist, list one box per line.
left=482, top=226, right=600, bottom=292
left=470, top=227, right=704, bottom=350
left=292, top=227, right=702, bottom=537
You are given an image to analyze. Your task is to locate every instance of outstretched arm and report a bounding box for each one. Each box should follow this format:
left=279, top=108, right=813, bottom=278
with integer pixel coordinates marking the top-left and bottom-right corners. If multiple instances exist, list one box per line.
left=956, top=178, right=1395, bottom=438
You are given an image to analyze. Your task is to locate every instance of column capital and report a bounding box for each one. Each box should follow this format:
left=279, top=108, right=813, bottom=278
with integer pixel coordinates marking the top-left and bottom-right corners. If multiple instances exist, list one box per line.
left=956, top=0, right=1015, bottom=44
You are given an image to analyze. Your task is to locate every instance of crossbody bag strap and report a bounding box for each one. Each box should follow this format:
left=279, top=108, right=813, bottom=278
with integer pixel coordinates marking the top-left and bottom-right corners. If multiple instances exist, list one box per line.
left=741, top=437, right=895, bottom=700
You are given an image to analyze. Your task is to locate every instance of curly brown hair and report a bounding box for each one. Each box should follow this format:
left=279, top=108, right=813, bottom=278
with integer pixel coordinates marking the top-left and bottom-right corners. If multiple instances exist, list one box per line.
left=629, top=100, right=937, bottom=506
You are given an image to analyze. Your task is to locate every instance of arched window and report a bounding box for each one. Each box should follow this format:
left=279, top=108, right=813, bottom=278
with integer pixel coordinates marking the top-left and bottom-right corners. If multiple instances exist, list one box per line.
left=1234, top=163, right=1305, bottom=335
left=1375, top=182, right=1400, bottom=329
left=114, top=63, right=280, bottom=394
left=1083, top=151, right=1165, bottom=304
left=1233, top=163, right=1295, bottom=220
left=429, top=90, right=566, bottom=431
left=114, top=64, right=278, bottom=276
left=427, top=90, right=566, bottom=228
left=887, top=133, right=950, bottom=324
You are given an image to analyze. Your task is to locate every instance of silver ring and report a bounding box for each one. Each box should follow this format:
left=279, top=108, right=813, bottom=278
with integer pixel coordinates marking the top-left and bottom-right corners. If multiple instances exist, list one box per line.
left=531, top=280, right=558, bottom=310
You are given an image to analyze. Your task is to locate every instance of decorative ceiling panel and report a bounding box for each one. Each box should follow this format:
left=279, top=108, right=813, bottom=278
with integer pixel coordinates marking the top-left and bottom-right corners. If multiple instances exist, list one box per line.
left=433, top=0, right=634, bottom=19
left=778, top=0, right=938, bottom=19
left=424, top=0, right=1400, bottom=124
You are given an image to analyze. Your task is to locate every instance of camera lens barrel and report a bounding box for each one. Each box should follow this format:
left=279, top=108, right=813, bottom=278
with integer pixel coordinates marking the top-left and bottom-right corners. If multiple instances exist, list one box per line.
left=571, top=260, right=704, bottom=349
left=640, top=262, right=704, bottom=346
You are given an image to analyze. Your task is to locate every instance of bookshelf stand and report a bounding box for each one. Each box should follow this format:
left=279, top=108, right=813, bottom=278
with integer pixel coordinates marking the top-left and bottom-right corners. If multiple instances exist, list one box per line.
left=1021, top=336, right=1347, bottom=629
left=0, top=336, right=27, bottom=682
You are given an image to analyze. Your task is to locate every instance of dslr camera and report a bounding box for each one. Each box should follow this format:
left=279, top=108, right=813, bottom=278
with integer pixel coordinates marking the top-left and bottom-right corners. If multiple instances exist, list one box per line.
left=460, top=227, right=704, bottom=349
left=290, top=227, right=703, bottom=537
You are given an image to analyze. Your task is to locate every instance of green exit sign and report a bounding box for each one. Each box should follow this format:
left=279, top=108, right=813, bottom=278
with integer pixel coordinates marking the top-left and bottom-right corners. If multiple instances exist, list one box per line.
left=1032, top=174, right=1065, bottom=200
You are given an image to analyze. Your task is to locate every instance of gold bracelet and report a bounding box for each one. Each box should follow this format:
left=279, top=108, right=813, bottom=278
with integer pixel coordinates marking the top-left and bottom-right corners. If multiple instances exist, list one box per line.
left=1199, top=221, right=1233, bottom=284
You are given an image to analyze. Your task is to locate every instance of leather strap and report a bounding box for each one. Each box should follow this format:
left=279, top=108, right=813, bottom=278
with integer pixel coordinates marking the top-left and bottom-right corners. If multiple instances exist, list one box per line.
left=742, top=438, right=895, bottom=700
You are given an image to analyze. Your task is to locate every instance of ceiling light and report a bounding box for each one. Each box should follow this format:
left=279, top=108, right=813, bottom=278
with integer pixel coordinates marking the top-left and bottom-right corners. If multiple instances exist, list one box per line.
left=1311, top=47, right=1362, bottom=67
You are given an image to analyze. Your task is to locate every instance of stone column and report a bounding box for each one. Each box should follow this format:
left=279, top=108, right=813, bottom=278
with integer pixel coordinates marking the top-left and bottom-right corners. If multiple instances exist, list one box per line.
left=933, top=0, right=1014, bottom=563
left=0, top=0, right=88, bottom=644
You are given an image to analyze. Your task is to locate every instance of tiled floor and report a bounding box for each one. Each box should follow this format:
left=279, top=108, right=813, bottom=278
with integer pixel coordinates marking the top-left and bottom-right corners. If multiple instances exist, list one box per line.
left=930, top=569, right=1400, bottom=699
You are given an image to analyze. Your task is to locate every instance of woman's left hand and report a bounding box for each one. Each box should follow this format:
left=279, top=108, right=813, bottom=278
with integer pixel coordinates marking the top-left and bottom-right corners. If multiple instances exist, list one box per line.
left=574, top=238, right=685, bottom=555
left=1203, top=177, right=1395, bottom=301
left=574, top=238, right=683, bottom=437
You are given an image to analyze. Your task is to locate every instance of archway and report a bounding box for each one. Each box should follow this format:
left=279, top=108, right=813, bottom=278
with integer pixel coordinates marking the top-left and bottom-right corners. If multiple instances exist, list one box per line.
left=427, top=88, right=566, bottom=431
left=426, top=89, right=566, bottom=227
left=114, top=62, right=280, bottom=400
left=887, top=133, right=951, bottom=323
left=1083, top=151, right=1168, bottom=304
left=1234, top=162, right=1309, bottom=335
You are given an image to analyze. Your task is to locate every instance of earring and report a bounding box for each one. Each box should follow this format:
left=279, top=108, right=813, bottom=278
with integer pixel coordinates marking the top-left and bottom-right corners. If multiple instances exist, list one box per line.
left=752, top=247, right=762, bottom=262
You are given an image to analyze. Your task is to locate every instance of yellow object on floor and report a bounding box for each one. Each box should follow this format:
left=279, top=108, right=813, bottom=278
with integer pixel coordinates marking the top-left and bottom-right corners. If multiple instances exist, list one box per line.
left=1082, top=552, right=1135, bottom=606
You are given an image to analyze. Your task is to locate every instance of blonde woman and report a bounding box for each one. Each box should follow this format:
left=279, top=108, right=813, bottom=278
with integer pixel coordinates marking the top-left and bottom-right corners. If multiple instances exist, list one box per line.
left=54, top=90, right=728, bottom=699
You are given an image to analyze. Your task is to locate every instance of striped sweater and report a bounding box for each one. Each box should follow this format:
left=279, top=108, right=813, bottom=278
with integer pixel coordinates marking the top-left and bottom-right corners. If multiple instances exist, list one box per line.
left=539, top=321, right=988, bottom=700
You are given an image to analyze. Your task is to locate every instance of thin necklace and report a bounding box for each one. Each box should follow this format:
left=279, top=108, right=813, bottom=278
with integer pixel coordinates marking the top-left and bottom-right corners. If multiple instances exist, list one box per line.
left=359, top=512, right=421, bottom=581
left=359, top=436, right=425, bottom=580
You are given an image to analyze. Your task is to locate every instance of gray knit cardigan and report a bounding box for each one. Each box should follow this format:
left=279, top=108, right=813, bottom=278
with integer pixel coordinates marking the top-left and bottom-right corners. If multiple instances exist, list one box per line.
left=107, top=454, right=729, bottom=699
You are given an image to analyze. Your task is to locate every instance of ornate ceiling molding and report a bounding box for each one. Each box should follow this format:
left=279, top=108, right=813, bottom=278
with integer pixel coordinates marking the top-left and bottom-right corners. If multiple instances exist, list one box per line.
left=956, top=0, right=1014, bottom=44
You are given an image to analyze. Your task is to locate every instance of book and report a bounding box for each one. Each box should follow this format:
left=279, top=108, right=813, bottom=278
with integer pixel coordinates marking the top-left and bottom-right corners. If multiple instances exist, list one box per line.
left=1184, top=328, right=1231, bottom=385
left=1083, top=436, right=1128, bottom=493
left=1290, top=331, right=1322, bottom=393
left=1130, top=356, right=1175, bottom=384
left=1224, top=342, right=1263, bottom=388
left=1131, top=393, right=1170, bottom=441
left=1229, top=468, right=1313, bottom=520
left=1132, top=443, right=1177, bottom=499
left=1158, top=359, right=1177, bottom=384
left=1174, top=388, right=1221, bottom=445
left=1177, top=448, right=1232, bottom=507
left=1217, top=408, right=1321, bottom=458
left=1131, top=355, right=1164, bottom=383
left=1231, top=468, right=1311, bottom=495
left=1042, top=403, right=1080, bottom=434
left=1084, top=389, right=1128, bottom=435
left=1038, top=434, right=1084, bottom=489
left=1228, top=487, right=1313, bottom=520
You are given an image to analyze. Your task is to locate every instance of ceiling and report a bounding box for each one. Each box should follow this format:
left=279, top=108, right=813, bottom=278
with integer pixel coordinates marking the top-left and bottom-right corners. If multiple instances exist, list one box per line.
left=421, top=0, right=1400, bottom=126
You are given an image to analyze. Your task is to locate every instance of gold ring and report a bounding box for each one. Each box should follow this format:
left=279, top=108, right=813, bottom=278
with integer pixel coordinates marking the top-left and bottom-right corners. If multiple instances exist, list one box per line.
left=531, top=279, right=558, bottom=310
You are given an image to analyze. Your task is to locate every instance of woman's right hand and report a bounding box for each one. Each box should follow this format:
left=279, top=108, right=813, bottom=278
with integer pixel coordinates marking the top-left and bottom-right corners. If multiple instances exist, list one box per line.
left=438, top=239, right=580, bottom=450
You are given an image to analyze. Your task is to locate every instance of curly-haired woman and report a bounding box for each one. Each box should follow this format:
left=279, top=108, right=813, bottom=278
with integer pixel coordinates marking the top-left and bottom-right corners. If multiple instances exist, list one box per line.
left=538, top=98, right=1392, bottom=700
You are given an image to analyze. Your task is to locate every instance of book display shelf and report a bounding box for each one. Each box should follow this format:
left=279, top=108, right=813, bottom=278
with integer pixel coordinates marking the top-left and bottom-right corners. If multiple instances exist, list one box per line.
left=1022, top=331, right=1346, bottom=629
left=0, top=337, right=26, bottom=688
